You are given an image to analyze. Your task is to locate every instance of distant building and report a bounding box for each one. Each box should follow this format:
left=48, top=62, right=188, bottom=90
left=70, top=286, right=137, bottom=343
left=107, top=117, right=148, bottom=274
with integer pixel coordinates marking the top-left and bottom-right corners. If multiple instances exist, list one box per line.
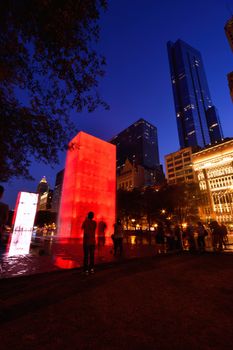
left=38, top=189, right=53, bottom=211
left=110, top=118, right=164, bottom=187
left=165, top=147, right=196, bottom=185
left=37, top=176, right=49, bottom=195
left=167, top=39, right=223, bottom=148
left=228, top=72, right=233, bottom=102
left=206, top=106, right=223, bottom=144
left=36, top=176, right=53, bottom=211
left=51, top=169, right=64, bottom=213
left=110, top=118, right=160, bottom=168
left=225, top=17, right=233, bottom=102
left=192, top=139, right=233, bottom=224
left=117, top=158, right=164, bottom=190
left=225, top=16, right=233, bottom=52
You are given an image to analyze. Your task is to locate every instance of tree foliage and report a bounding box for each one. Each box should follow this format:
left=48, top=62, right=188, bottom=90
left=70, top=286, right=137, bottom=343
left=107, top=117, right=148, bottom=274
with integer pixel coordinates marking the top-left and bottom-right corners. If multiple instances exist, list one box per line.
left=117, top=183, right=201, bottom=229
left=0, top=0, right=107, bottom=181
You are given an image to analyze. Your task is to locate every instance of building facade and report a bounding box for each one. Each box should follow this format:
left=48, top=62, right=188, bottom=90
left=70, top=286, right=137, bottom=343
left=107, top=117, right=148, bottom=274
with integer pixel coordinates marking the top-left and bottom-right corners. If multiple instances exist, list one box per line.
left=227, top=72, right=233, bottom=102
left=36, top=176, right=53, bottom=211
left=117, top=158, right=163, bottom=190
left=110, top=118, right=160, bottom=169
left=51, top=169, right=64, bottom=213
left=225, top=16, right=233, bottom=52
left=38, top=189, right=53, bottom=211
left=167, top=39, right=223, bottom=148
left=192, top=139, right=233, bottom=224
left=165, top=147, right=196, bottom=185
left=110, top=118, right=164, bottom=187
left=225, top=17, right=233, bottom=102
left=37, top=176, right=49, bottom=195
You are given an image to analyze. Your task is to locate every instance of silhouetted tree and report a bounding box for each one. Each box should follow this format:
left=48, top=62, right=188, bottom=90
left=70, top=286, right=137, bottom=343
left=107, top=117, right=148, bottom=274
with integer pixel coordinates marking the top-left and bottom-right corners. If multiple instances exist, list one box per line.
left=142, top=187, right=160, bottom=230
left=159, top=183, right=200, bottom=222
left=117, top=188, right=142, bottom=229
left=0, top=0, right=107, bottom=181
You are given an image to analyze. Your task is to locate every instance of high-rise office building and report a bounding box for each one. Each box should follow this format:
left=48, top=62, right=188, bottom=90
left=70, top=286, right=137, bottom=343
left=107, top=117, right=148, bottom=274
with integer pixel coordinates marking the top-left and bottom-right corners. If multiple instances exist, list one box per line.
left=110, top=118, right=160, bottom=169
left=225, top=16, right=233, bottom=52
left=36, top=176, right=49, bottom=195
left=227, top=72, right=233, bottom=102
left=51, top=169, right=64, bottom=213
left=110, top=119, right=164, bottom=187
left=167, top=39, right=223, bottom=148
left=225, top=17, right=233, bottom=102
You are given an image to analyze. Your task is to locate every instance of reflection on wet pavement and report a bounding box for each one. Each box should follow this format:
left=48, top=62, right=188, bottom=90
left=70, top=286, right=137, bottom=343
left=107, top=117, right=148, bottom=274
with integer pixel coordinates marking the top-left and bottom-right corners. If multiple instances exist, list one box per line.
left=1, top=234, right=233, bottom=279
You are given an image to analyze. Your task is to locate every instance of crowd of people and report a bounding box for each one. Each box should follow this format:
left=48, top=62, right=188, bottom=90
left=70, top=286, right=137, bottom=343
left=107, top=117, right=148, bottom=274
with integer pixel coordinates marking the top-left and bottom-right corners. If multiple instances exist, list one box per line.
left=153, top=220, right=229, bottom=254
left=81, top=210, right=231, bottom=275
left=0, top=194, right=230, bottom=275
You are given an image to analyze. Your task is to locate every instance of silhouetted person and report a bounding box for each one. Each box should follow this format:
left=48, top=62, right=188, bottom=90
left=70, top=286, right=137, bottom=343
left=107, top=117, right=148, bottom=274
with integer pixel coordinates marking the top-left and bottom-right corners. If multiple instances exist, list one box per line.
left=113, top=218, right=124, bottom=256
left=210, top=221, right=222, bottom=252
left=97, top=219, right=107, bottom=247
left=82, top=211, right=97, bottom=275
left=197, top=221, right=206, bottom=252
left=0, top=185, right=9, bottom=243
left=220, top=223, right=228, bottom=249
left=155, top=222, right=165, bottom=254
left=186, top=223, right=196, bottom=252
left=165, top=224, right=175, bottom=251
left=174, top=224, right=183, bottom=250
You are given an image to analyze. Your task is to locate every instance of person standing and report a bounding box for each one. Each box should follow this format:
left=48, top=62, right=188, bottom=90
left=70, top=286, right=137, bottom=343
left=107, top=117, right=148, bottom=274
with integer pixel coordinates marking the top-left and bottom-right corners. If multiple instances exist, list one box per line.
left=186, top=223, right=196, bottom=252
left=210, top=221, right=222, bottom=252
left=97, top=218, right=107, bottom=247
left=82, top=211, right=97, bottom=275
left=174, top=224, right=183, bottom=250
left=113, top=219, right=124, bottom=256
left=155, top=222, right=165, bottom=254
left=220, top=223, right=228, bottom=250
left=197, top=221, right=206, bottom=252
left=0, top=185, right=9, bottom=244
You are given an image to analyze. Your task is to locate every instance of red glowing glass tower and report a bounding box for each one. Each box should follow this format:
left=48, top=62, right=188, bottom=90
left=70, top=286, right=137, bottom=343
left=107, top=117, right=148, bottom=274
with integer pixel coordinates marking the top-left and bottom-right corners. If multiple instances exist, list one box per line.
left=58, top=131, right=116, bottom=238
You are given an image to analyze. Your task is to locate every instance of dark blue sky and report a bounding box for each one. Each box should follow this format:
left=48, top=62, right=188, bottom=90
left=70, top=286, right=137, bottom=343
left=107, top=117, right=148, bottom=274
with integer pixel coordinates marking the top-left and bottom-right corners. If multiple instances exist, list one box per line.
left=3, top=0, right=233, bottom=208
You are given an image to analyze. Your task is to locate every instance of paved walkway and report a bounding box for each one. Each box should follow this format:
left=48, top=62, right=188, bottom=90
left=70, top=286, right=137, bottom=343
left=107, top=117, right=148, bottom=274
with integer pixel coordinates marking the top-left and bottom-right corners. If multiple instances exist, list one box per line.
left=1, top=234, right=233, bottom=278
left=1, top=254, right=233, bottom=350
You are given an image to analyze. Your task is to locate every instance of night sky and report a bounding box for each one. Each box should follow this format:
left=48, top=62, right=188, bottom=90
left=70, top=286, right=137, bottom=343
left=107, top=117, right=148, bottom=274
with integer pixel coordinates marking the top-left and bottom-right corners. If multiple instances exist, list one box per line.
left=3, top=0, right=233, bottom=208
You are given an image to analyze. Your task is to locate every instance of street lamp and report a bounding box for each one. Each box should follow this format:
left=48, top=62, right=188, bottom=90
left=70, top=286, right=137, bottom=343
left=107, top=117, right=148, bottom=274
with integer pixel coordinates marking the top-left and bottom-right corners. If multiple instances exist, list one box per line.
left=131, top=218, right=136, bottom=230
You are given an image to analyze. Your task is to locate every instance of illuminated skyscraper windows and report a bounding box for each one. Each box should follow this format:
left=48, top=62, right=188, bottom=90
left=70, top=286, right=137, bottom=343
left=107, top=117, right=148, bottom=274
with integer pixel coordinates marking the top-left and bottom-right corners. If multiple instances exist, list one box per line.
left=167, top=39, right=223, bottom=148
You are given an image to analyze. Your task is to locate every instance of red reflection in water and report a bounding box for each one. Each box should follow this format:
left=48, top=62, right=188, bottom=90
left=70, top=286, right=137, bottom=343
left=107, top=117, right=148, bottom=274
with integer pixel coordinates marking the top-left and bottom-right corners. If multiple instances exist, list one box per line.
left=54, top=256, right=80, bottom=269
left=58, top=131, right=116, bottom=238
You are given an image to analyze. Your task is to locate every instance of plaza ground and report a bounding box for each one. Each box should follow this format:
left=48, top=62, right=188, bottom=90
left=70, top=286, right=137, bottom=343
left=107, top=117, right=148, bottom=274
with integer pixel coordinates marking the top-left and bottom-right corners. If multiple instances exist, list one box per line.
left=1, top=253, right=233, bottom=350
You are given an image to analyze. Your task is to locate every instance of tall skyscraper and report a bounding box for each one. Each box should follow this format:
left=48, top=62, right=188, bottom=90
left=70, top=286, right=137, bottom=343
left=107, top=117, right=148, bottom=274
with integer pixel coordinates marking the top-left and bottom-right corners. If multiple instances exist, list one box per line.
left=225, top=16, right=233, bottom=102
left=110, top=118, right=160, bottom=169
left=225, top=16, right=233, bottom=52
left=227, top=72, right=233, bottom=102
left=51, top=169, right=64, bottom=213
left=167, top=39, right=223, bottom=148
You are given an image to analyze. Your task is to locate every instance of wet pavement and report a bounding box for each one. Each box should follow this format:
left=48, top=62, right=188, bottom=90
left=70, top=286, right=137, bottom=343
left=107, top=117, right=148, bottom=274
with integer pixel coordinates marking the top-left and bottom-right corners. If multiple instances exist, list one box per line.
left=1, top=233, right=233, bottom=278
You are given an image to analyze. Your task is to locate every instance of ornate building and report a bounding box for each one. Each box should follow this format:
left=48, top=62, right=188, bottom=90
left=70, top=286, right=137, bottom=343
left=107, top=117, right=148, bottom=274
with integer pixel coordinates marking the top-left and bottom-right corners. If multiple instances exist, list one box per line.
left=117, top=158, right=163, bottom=190
left=36, top=176, right=53, bottom=211
left=192, top=139, right=233, bottom=223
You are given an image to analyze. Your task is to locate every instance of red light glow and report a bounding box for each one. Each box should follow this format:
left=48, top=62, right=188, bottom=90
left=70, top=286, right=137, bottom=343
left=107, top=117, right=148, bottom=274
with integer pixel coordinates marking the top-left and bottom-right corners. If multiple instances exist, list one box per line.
left=58, top=131, right=116, bottom=238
